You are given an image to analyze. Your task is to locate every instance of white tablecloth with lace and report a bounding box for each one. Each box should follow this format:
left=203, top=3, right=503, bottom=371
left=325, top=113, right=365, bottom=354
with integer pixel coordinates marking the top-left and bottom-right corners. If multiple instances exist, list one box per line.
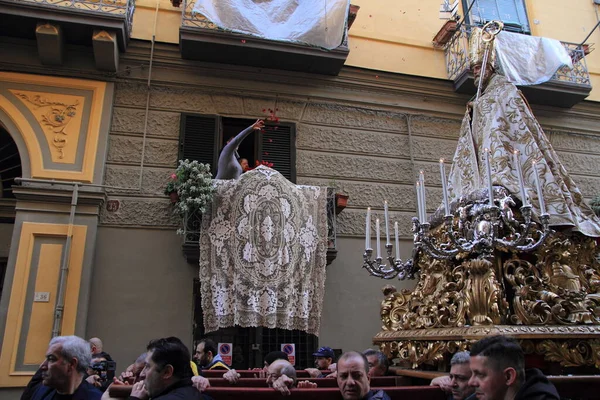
left=199, top=166, right=328, bottom=335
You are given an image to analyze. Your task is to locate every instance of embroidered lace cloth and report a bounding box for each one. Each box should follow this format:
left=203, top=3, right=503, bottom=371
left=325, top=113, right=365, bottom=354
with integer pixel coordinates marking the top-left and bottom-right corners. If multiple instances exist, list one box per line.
left=199, top=166, right=328, bottom=335
left=447, top=74, right=600, bottom=237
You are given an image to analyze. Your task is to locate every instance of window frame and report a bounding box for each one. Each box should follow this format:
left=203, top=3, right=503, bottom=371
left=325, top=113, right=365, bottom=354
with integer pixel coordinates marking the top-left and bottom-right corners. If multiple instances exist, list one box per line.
left=462, top=0, right=531, bottom=34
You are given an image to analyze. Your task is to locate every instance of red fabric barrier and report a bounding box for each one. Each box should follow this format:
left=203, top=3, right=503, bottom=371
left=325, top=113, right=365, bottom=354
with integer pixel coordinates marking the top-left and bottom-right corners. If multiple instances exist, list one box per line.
left=203, top=386, right=447, bottom=400
left=206, top=376, right=401, bottom=388
left=200, top=369, right=316, bottom=378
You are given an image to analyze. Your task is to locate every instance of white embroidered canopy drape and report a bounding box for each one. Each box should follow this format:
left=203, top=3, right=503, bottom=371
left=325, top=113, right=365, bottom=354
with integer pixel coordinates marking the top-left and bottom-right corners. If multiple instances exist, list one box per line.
left=199, top=166, right=328, bottom=335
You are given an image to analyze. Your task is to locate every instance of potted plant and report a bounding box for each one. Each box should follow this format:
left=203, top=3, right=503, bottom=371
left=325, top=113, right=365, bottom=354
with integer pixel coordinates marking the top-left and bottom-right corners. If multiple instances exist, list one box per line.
left=164, top=159, right=215, bottom=221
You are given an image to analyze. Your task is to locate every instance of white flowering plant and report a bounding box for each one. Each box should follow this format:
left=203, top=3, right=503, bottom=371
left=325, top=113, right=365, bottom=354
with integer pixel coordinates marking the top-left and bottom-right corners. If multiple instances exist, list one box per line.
left=166, top=159, right=215, bottom=218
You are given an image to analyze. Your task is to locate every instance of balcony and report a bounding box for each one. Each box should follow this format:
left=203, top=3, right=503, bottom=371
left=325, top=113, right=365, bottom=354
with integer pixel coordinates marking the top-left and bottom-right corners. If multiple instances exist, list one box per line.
left=0, top=0, right=135, bottom=71
left=444, top=28, right=592, bottom=108
left=178, top=0, right=353, bottom=75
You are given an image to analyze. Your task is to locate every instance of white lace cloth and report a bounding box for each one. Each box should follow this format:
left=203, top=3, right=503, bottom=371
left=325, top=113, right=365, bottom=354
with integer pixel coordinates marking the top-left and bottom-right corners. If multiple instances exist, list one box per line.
left=199, top=166, right=328, bottom=335
left=192, top=0, right=350, bottom=50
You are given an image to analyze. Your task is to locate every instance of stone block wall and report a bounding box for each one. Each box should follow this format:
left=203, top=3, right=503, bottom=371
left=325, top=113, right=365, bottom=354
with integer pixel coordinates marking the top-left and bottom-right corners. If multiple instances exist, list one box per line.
left=100, top=79, right=600, bottom=239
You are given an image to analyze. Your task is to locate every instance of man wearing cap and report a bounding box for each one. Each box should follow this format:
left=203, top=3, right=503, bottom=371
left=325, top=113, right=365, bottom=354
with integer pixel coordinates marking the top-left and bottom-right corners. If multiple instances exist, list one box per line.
left=306, top=346, right=336, bottom=378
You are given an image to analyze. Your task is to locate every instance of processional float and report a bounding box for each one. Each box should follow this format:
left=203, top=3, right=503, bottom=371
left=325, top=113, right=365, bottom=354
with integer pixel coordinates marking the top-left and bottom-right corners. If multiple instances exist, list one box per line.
left=364, top=21, right=600, bottom=371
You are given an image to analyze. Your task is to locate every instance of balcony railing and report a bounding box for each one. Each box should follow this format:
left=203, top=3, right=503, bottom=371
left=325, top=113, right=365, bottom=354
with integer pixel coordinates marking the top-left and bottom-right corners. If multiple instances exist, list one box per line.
left=445, top=28, right=591, bottom=86
left=178, top=0, right=350, bottom=75
left=14, top=0, right=135, bottom=36
left=444, top=27, right=591, bottom=107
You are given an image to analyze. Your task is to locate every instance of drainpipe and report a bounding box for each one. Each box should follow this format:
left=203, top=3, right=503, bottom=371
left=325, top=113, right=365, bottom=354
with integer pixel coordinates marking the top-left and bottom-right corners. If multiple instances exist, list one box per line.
left=51, top=183, right=78, bottom=337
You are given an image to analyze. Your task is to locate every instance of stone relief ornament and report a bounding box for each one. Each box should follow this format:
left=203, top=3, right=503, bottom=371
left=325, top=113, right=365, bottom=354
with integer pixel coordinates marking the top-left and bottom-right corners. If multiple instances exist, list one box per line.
left=13, top=92, right=80, bottom=160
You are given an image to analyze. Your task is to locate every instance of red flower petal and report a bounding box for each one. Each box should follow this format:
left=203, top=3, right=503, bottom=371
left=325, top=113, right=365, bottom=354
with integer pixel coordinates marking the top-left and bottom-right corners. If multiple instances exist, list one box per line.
left=241, top=39, right=246, bottom=43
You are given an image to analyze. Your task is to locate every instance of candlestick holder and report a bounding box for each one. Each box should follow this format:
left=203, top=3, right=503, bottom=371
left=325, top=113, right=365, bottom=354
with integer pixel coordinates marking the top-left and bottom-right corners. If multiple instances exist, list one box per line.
left=363, top=244, right=417, bottom=280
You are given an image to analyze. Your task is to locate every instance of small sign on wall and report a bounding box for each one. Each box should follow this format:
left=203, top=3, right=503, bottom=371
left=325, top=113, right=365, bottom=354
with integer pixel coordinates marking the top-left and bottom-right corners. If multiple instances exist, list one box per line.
left=281, top=343, right=295, bottom=366
left=34, top=292, right=50, bottom=302
left=106, top=200, right=120, bottom=212
left=218, top=342, right=233, bottom=366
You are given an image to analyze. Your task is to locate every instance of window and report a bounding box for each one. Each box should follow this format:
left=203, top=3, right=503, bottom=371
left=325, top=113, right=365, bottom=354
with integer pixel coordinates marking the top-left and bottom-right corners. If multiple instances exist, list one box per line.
left=462, top=0, right=530, bottom=34
left=179, top=114, right=296, bottom=183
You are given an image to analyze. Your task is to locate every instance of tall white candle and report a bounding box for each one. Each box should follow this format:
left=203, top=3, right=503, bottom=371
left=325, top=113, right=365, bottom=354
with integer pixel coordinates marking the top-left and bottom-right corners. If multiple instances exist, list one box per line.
left=376, top=218, right=381, bottom=259
left=416, top=181, right=423, bottom=222
left=532, top=161, right=546, bottom=215
left=484, top=148, right=494, bottom=205
left=419, top=171, right=427, bottom=223
left=513, top=150, right=528, bottom=206
left=365, top=207, right=371, bottom=249
left=440, top=159, right=450, bottom=216
left=384, top=201, right=390, bottom=245
left=394, top=221, right=400, bottom=261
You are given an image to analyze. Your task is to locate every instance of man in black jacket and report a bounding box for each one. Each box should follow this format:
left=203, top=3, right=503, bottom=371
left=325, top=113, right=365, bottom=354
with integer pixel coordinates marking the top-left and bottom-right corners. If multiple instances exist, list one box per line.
left=469, top=336, right=559, bottom=400
left=129, top=337, right=210, bottom=400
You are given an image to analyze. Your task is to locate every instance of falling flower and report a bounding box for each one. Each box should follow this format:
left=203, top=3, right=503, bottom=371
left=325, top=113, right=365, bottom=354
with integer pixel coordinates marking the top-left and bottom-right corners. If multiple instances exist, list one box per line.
left=170, top=173, right=177, bottom=179
left=241, top=39, right=246, bottom=43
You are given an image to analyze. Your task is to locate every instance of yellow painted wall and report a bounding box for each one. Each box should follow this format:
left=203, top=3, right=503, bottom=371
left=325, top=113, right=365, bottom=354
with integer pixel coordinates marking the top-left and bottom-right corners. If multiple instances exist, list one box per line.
left=0, top=223, right=87, bottom=387
left=132, top=0, right=600, bottom=101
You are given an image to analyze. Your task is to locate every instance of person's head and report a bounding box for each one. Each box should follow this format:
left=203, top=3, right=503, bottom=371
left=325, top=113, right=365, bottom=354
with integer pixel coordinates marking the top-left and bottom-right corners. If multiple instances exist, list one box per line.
left=127, top=352, right=147, bottom=382
left=194, top=338, right=217, bottom=368
left=473, top=62, right=495, bottom=89
left=449, top=351, right=475, bottom=400
left=88, top=337, right=103, bottom=355
left=142, top=337, right=193, bottom=397
left=239, top=158, right=249, bottom=172
left=337, top=352, right=370, bottom=400
left=266, top=359, right=297, bottom=387
left=313, top=346, right=335, bottom=369
left=362, top=349, right=388, bottom=378
left=469, top=336, right=525, bottom=400
left=264, top=351, right=289, bottom=368
left=41, top=336, right=91, bottom=394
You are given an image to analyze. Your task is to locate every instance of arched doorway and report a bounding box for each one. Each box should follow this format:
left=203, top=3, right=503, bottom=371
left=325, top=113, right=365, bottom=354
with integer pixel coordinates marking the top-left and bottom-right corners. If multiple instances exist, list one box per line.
left=0, top=125, right=22, bottom=300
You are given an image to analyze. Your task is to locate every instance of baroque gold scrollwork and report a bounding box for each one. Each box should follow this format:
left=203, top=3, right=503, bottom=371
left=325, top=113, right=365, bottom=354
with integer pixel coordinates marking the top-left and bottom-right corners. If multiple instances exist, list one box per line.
left=13, top=92, right=80, bottom=159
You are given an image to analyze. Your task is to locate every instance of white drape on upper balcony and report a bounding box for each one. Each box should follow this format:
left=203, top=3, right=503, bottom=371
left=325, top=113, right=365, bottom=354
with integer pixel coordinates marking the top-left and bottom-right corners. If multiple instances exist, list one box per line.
left=495, top=30, right=573, bottom=86
left=192, top=0, right=350, bottom=50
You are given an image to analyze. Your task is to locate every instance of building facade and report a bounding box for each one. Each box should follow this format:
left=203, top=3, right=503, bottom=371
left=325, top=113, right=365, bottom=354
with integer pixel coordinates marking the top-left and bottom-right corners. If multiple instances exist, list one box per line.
left=1, top=0, right=600, bottom=397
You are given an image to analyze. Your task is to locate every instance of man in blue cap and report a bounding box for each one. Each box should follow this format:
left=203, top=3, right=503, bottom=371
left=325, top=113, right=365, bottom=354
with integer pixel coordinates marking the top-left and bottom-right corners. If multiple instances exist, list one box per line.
left=306, top=346, right=336, bottom=378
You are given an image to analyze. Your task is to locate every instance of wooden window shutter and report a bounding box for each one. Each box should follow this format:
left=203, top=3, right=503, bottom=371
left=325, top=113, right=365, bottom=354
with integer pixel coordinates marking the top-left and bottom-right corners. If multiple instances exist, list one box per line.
left=258, top=122, right=296, bottom=183
left=179, top=114, right=220, bottom=175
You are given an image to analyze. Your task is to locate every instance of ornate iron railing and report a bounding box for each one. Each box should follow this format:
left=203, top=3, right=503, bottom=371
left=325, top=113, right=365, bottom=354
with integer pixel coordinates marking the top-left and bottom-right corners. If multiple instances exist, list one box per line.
left=182, top=0, right=218, bottom=29
left=17, top=0, right=136, bottom=37
left=180, top=0, right=349, bottom=47
left=444, top=27, right=591, bottom=86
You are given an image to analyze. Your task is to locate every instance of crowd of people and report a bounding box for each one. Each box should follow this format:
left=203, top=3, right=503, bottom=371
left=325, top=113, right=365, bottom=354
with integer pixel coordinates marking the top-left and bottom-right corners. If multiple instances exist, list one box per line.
left=20, top=334, right=561, bottom=400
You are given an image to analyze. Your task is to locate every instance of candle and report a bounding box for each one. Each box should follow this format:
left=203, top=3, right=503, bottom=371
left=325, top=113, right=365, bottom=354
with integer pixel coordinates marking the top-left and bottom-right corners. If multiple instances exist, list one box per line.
left=365, top=207, right=371, bottom=249
left=394, top=221, right=400, bottom=261
left=484, top=148, right=494, bottom=205
left=384, top=201, right=390, bottom=245
left=513, top=150, right=528, bottom=206
left=440, top=159, right=450, bottom=216
left=416, top=181, right=423, bottom=222
left=420, top=171, right=427, bottom=223
left=532, top=161, right=546, bottom=215
left=376, top=218, right=381, bottom=259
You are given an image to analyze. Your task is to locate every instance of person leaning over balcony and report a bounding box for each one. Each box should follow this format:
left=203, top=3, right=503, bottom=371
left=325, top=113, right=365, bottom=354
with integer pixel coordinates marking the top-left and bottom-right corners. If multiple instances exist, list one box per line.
left=430, top=351, right=475, bottom=400
left=469, top=336, right=559, bottom=400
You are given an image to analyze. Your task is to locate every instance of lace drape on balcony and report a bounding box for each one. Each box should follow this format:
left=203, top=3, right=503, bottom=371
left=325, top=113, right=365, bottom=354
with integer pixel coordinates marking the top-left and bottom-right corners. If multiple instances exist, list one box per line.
left=192, top=0, right=350, bottom=49
left=199, top=166, right=328, bottom=335
left=496, top=30, right=573, bottom=86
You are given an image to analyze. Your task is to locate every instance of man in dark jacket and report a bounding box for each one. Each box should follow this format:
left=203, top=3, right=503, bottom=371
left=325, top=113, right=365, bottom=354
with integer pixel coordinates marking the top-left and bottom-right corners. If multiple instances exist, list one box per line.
left=469, top=336, right=559, bottom=400
left=337, top=351, right=390, bottom=400
left=30, top=335, right=102, bottom=400
left=129, top=337, right=209, bottom=400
